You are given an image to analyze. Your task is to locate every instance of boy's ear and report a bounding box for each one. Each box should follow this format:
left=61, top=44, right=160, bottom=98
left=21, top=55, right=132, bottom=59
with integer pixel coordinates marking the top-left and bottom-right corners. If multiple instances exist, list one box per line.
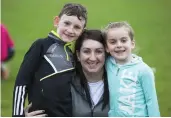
left=54, top=16, right=60, bottom=27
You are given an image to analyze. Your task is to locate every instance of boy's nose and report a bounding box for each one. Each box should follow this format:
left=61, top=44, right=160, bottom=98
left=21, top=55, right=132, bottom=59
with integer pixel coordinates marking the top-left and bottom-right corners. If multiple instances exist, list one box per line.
left=67, top=26, right=74, bottom=33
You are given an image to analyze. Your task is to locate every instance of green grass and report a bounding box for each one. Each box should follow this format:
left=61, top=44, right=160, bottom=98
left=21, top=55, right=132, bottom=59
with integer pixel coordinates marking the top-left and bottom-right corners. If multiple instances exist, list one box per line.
left=1, top=0, right=171, bottom=116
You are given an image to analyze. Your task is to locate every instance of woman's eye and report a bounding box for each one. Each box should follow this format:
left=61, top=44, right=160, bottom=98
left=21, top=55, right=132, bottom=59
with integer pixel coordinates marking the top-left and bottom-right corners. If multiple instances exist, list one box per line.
left=96, top=50, right=103, bottom=54
left=83, top=50, right=90, bottom=54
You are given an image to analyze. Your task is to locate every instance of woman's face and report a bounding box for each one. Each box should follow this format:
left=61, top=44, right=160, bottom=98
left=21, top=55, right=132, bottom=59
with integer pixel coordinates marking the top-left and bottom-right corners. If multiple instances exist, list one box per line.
left=77, top=39, right=105, bottom=74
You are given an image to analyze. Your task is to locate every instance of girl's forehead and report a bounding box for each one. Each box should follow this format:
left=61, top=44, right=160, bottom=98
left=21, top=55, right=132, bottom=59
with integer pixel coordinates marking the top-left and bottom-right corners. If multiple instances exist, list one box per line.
left=107, top=28, right=129, bottom=37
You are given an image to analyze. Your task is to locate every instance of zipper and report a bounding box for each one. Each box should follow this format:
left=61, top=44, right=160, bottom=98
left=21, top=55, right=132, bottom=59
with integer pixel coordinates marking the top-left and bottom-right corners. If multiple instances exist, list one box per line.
left=116, top=67, right=120, bottom=76
left=91, top=103, right=95, bottom=117
left=64, top=43, right=72, bottom=61
left=90, top=98, right=103, bottom=116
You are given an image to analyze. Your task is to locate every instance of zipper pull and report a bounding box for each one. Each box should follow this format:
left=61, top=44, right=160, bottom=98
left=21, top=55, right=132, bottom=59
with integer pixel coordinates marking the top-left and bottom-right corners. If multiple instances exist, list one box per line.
left=116, top=68, right=120, bottom=76
left=41, top=89, right=44, bottom=96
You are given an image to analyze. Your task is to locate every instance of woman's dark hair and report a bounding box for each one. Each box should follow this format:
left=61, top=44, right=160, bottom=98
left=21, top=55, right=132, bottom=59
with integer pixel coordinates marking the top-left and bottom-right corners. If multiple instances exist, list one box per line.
left=74, top=29, right=109, bottom=110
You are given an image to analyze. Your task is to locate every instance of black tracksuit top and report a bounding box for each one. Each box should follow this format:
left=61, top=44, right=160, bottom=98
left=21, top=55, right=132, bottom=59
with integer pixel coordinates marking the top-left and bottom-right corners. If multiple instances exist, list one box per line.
left=12, top=31, right=74, bottom=117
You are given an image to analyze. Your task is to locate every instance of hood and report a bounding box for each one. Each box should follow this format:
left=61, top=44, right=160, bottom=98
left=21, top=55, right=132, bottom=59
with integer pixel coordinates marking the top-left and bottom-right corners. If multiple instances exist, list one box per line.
left=109, top=54, right=143, bottom=67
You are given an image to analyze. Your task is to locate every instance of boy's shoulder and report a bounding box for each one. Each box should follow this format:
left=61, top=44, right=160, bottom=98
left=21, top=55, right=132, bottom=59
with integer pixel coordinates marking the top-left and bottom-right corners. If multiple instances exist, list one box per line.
left=34, top=37, right=49, bottom=44
left=32, top=36, right=55, bottom=48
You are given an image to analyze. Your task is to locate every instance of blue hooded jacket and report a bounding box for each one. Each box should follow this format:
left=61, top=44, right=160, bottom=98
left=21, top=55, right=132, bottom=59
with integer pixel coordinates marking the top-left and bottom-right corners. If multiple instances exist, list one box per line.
left=106, top=54, right=160, bottom=117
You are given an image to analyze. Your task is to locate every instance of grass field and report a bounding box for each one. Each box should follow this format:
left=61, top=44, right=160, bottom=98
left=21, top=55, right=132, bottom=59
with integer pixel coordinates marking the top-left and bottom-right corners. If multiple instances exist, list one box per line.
left=1, top=0, right=171, bottom=116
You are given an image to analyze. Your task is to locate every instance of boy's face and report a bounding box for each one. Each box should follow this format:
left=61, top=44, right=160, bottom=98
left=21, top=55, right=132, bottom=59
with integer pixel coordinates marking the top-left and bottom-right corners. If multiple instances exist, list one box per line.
left=54, top=14, right=85, bottom=43
left=106, top=27, right=135, bottom=64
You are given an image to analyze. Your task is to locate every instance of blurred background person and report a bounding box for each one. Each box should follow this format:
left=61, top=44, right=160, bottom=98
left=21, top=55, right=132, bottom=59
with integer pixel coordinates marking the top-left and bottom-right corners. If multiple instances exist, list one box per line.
left=1, top=24, right=15, bottom=80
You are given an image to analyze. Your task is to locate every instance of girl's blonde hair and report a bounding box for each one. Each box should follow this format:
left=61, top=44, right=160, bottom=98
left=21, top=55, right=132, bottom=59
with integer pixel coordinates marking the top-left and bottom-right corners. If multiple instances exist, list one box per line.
left=102, top=21, right=134, bottom=40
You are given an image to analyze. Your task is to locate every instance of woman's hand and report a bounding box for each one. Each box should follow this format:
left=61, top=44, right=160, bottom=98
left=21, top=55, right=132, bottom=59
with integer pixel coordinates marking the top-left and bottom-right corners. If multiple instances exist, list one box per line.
left=24, top=103, right=47, bottom=117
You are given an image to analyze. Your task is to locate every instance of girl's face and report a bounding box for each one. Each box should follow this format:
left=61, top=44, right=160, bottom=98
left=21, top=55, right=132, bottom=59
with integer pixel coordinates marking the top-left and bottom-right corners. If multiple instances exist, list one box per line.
left=106, top=27, right=135, bottom=64
left=77, top=39, right=105, bottom=74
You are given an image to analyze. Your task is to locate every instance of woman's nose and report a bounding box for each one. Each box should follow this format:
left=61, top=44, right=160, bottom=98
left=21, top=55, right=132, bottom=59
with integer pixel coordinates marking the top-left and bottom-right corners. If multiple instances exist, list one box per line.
left=89, top=53, right=96, bottom=61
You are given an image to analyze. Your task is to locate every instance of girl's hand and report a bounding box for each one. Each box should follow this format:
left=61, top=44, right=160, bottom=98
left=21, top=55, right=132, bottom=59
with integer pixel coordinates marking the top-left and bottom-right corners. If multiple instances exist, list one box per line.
left=24, top=103, right=47, bottom=117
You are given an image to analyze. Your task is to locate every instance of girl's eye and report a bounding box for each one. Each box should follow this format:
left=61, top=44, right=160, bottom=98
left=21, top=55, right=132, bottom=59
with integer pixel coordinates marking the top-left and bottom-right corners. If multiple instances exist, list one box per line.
left=110, top=40, right=116, bottom=44
left=121, top=39, right=127, bottom=43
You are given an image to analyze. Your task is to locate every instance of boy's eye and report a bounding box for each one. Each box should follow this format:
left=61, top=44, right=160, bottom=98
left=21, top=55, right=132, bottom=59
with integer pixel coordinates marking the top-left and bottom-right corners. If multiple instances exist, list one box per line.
left=74, top=25, right=81, bottom=30
left=64, top=21, right=70, bottom=25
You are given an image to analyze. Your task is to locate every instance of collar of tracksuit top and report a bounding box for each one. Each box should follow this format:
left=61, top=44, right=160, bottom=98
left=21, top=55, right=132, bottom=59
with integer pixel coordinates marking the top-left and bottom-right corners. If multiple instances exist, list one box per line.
left=109, top=54, right=142, bottom=67
left=48, top=30, right=76, bottom=61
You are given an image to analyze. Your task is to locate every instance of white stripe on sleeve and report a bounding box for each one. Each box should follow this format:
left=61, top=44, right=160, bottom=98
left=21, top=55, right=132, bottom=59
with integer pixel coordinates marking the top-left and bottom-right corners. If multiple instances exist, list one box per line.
left=14, top=86, right=19, bottom=115
left=13, top=86, right=26, bottom=115
left=20, top=86, right=26, bottom=115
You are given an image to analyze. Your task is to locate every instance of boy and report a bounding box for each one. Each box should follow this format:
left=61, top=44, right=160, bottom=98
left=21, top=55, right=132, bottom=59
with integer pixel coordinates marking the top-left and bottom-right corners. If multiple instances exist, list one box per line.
left=12, top=3, right=87, bottom=117
left=103, top=21, right=160, bottom=116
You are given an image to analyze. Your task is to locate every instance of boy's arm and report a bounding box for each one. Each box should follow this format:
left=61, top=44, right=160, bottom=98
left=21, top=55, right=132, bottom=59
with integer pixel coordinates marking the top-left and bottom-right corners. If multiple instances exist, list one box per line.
left=140, top=67, right=160, bottom=116
left=12, top=39, right=43, bottom=117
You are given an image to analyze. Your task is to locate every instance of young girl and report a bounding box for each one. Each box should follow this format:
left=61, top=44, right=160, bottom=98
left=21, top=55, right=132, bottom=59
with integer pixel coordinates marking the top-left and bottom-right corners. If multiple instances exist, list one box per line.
left=103, top=21, right=160, bottom=117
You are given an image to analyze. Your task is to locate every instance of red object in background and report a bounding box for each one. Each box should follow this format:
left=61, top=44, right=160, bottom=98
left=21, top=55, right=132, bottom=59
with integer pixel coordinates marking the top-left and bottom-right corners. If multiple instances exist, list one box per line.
left=1, top=24, right=14, bottom=61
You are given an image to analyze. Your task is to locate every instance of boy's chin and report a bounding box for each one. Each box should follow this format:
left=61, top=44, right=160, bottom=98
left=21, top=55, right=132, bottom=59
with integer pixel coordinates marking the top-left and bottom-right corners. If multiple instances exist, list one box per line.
left=63, top=38, right=75, bottom=43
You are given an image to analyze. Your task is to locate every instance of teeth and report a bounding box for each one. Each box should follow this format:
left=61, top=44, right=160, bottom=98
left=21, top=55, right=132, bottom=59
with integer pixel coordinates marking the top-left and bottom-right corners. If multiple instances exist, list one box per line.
left=88, top=63, right=97, bottom=67
left=115, top=50, right=125, bottom=53
left=89, top=63, right=96, bottom=65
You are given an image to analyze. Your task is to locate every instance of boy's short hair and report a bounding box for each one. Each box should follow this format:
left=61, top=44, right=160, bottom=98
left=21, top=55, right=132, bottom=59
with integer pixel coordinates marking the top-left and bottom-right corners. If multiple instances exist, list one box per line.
left=59, top=3, right=88, bottom=27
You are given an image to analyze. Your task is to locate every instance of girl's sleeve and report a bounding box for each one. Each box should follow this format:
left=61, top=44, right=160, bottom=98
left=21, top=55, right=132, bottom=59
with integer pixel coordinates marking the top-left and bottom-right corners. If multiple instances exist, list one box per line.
left=140, top=67, right=160, bottom=116
left=12, top=39, right=43, bottom=117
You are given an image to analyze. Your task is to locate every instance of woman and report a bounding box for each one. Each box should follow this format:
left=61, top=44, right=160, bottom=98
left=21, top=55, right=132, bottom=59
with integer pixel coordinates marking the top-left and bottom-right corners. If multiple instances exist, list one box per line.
left=24, top=29, right=109, bottom=117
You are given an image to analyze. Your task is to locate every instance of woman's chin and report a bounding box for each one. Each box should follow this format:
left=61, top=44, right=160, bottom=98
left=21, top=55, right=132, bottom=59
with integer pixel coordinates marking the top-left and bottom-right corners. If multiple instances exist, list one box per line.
left=86, top=68, right=101, bottom=73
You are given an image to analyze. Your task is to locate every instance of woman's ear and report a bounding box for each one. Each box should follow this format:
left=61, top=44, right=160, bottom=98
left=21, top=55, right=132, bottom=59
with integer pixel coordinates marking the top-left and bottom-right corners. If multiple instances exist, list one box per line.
left=54, top=16, right=60, bottom=27
left=76, top=50, right=80, bottom=61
